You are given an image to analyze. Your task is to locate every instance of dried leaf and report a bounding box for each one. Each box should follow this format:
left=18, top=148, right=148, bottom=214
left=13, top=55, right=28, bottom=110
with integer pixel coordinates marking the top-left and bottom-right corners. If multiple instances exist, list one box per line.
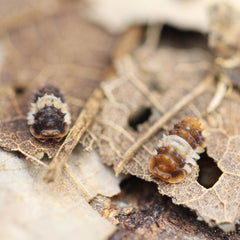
left=86, top=45, right=240, bottom=231
left=0, top=0, right=64, bottom=35
left=207, top=3, right=240, bottom=112
left=0, top=149, right=118, bottom=239
left=86, top=0, right=240, bottom=34
left=0, top=5, right=116, bottom=162
left=208, top=2, right=240, bottom=58
left=68, top=147, right=121, bottom=200
left=208, top=3, right=240, bottom=90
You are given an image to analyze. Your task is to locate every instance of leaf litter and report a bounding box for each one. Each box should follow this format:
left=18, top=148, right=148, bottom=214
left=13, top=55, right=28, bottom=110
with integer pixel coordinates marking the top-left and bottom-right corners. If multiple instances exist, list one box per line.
left=102, top=177, right=240, bottom=240
left=207, top=3, right=240, bottom=113
left=0, top=2, right=117, bottom=173
left=0, top=149, right=118, bottom=240
left=0, top=2, right=122, bottom=239
left=84, top=35, right=240, bottom=231
left=1, top=0, right=240, bottom=237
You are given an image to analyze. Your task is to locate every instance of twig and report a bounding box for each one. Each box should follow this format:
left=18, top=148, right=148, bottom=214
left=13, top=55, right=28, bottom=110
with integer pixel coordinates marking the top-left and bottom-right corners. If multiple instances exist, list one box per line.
left=207, top=72, right=232, bottom=113
left=44, top=88, right=104, bottom=182
left=116, top=55, right=165, bottom=113
left=113, top=26, right=143, bottom=60
left=215, top=56, right=240, bottom=68
left=114, top=76, right=212, bottom=175
left=7, top=87, right=24, bottom=117
left=63, top=164, right=93, bottom=202
left=23, top=152, right=48, bottom=167
left=143, top=24, right=163, bottom=49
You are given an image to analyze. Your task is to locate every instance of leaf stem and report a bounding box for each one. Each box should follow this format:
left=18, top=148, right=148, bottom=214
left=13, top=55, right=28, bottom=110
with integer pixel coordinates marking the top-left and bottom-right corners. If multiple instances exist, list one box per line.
left=44, top=88, right=104, bottom=182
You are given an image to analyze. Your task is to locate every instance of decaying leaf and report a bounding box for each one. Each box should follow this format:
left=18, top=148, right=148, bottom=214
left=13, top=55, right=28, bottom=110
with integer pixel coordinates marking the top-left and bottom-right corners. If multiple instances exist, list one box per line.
left=86, top=0, right=240, bottom=34
left=103, top=177, right=240, bottom=240
left=0, top=4, right=123, bottom=237
left=84, top=41, right=240, bottom=231
left=208, top=2, right=240, bottom=59
left=207, top=2, right=240, bottom=104
left=0, top=4, right=116, bottom=164
left=206, top=3, right=240, bottom=113
left=0, top=0, right=64, bottom=35
left=68, top=147, right=121, bottom=200
left=0, top=149, right=119, bottom=239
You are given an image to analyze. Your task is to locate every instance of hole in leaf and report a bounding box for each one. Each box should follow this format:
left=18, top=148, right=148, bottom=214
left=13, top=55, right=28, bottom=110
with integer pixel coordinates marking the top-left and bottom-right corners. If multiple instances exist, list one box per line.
left=197, top=151, right=223, bottom=188
left=14, top=86, right=26, bottom=95
left=160, top=25, right=208, bottom=49
left=128, top=106, right=152, bottom=131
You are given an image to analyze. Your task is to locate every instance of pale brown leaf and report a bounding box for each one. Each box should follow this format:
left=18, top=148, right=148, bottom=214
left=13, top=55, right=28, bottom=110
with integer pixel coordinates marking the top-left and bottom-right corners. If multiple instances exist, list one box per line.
left=86, top=45, right=240, bottom=231
left=0, top=149, right=117, bottom=240
left=86, top=0, right=240, bottom=34
left=0, top=0, right=65, bottom=35
left=208, top=3, right=240, bottom=92
left=208, top=2, right=240, bottom=58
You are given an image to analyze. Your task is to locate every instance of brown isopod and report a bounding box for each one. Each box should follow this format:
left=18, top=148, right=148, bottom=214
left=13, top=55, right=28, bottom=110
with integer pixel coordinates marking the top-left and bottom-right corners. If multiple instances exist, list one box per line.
left=150, top=117, right=206, bottom=183
left=27, top=85, right=71, bottom=142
